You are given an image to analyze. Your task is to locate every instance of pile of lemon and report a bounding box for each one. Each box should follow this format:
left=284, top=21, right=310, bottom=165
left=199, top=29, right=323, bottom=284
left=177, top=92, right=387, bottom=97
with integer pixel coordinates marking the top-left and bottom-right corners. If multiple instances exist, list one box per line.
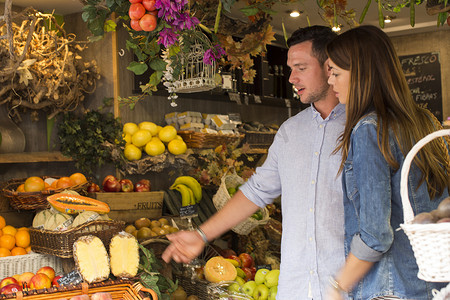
left=122, top=122, right=188, bottom=161
left=0, top=216, right=31, bottom=257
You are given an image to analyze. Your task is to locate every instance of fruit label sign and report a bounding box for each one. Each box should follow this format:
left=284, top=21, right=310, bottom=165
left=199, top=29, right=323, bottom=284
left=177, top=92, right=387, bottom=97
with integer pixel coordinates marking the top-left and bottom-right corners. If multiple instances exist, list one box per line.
left=256, top=264, right=272, bottom=271
left=134, top=201, right=162, bottom=210
left=57, top=270, right=83, bottom=286
left=179, top=204, right=198, bottom=217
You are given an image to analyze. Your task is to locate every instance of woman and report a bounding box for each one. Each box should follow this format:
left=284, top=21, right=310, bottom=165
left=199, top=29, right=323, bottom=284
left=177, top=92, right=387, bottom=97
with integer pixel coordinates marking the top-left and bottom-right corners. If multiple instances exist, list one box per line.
left=324, top=25, right=449, bottom=300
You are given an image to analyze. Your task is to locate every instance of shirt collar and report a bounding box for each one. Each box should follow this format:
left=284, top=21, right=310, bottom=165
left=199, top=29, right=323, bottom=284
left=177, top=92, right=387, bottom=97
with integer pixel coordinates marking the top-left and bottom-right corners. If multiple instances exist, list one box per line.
left=310, top=103, right=345, bottom=121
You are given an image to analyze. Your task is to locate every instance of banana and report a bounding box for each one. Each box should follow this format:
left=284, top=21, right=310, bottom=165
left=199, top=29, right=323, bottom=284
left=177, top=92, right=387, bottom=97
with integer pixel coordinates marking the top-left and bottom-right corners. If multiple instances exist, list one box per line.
left=171, top=184, right=192, bottom=207
left=170, top=176, right=202, bottom=203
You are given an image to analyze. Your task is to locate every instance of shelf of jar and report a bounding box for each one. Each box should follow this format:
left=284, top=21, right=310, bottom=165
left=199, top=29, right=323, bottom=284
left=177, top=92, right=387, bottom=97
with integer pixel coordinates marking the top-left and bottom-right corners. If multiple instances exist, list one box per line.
left=0, top=151, right=73, bottom=164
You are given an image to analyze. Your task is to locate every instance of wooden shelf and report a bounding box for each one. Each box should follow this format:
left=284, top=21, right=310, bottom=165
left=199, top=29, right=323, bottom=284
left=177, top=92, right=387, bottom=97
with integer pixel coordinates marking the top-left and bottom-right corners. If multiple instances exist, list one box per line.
left=0, top=151, right=73, bottom=163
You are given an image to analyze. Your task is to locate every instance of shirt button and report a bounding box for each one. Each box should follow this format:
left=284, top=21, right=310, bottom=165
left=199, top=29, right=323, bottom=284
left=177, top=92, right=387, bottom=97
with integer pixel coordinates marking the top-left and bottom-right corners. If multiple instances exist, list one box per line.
left=310, top=270, right=314, bottom=275
left=314, top=151, right=319, bottom=156
left=311, top=180, right=315, bottom=184
left=319, top=124, right=323, bottom=128
left=309, top=208, right=313, bottom=212
left=309, top=237, right=312, bottom=242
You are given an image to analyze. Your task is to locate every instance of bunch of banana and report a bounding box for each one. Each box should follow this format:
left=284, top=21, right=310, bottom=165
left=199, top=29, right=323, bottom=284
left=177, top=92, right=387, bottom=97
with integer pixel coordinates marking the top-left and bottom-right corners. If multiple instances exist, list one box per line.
left=170, top=176, right=202, bottom=207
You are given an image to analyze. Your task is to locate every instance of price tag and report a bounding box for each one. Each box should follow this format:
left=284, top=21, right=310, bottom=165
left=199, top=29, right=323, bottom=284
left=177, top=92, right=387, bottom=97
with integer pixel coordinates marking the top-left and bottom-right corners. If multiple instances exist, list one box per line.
left=180, top=204, right=198, bottom=217
left=256, top=264, right=272, bottom=271
left=57, top=270, right=83, bottom=286
left=228, top=92, right=242, bottom=105
left=254, top=95, right=262, bottom=104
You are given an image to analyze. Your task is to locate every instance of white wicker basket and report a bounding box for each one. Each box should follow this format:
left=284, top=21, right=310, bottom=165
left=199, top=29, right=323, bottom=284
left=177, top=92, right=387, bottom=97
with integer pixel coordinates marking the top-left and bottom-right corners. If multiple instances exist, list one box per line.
left=400, top=129, right=450, bottom=282
left=212, top=173, right=269, bottom=235
left=0, top=252, right=64, bottom=278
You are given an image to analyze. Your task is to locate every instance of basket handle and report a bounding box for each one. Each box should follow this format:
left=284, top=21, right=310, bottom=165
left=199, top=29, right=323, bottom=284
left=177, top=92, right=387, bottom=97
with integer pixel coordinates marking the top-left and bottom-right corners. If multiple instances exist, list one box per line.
left=400, top=129, right=450, bottom=223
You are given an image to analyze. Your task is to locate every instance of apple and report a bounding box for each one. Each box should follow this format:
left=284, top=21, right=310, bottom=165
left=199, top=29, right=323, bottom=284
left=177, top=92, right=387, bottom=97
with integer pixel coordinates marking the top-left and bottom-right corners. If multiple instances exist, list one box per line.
left=264, top=269, right=280, bottom=288
left=129, top=0, right=143, bottom=3
left=119, top=179, right=134, bottom=192
left=37, top=266, right=56, bottom=281
left=87, top=183, right=100, bottom=193
left=227, top=281, right=241, bottom=294
left=103, top=176, right=121, bottom=192
left=220, top=248, right=237, bottom=258
left=0, top=283, right=22, bottom=295
left=0, top=277, right=18, bottom=289
left=142, top=0, right=156, bottom=11
left=238, top=253, right=254, bottom=268
left=134, top=179, right=151, bottom=192
left=242, top=267, right=254, bottom=281
left=129, top=3, right=146, bottom=20
left=52, top=275, right=62, bottom=287
left=29, top=273, right=52, bottom=290
left=18, top=272, right=35, bottom=286
left=269, top=286, right=277, bottom=300
left=130, top=19, right=143, bottom=31
left=242, top=280, right=257, bottom=297
left=254, top=268, right=269, bottom=285
left=253, top=283, right=269, bottom=300
left=102, top=175, right=117, bottom=186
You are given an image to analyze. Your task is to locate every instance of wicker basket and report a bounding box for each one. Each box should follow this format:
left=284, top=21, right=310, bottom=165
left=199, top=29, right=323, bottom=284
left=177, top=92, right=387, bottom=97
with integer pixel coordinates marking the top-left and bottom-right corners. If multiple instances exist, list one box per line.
left=1, top=176, right=90, bottom=210
left=177, top=131, right=244, bottom=149
left=399, top=129, right=450, bottom=282
left=2, top=280, right=157, bottom=300
left=240, top=131, right=276, bottom=149
left=29, top=220, right=125, bottom=258
left=212, top=173, right=269, bottom=235
left=0, top=252, right=64, bottom=278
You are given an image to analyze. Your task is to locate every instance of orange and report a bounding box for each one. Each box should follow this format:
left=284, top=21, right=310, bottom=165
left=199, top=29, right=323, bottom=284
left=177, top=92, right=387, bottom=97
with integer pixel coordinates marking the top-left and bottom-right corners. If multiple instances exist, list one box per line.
left=15, top=230, right=30, bottom=248
left=25, top=246, right=32, bottom=253
left=50, top=179, right=59, bottom=189
left=0, top=248, right=11, bottom=257
left=24, top=176, right=45, bottom=192
left=0, top=216, right=5, bottom=230
left=69, top=173, right=87, bottom=185
left=17, top=227, right=29, bottom=232
left=16, top=184, right=25, bottom=192
left=0, top=234, right=16, bottom=250
left=2, top=225, right=17, bottom=236
left=11, top=246, right=27, bottom=256
left=56, top=177, right=74, bottom=189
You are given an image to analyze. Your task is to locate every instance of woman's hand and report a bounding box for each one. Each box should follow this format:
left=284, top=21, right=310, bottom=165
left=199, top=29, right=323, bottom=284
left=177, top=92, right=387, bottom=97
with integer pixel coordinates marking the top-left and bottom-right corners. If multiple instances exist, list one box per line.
left=162, top=230, right=206, bottom=264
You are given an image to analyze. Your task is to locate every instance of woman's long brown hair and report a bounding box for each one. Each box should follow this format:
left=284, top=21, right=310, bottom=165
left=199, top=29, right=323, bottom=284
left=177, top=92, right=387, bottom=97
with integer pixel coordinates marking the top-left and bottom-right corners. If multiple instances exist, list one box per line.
left=326, top=25, right=449, bottom=199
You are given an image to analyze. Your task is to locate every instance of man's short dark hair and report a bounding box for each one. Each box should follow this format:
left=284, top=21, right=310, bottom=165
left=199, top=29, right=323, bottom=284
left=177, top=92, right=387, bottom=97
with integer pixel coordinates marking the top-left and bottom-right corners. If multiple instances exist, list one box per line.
left=287, top=26, right=337, bottom=65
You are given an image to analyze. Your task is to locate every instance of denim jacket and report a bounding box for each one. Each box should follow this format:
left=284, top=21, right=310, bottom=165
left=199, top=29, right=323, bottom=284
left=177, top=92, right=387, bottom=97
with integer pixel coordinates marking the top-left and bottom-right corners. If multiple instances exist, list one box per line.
left=342, top=113, right=448, bottom=300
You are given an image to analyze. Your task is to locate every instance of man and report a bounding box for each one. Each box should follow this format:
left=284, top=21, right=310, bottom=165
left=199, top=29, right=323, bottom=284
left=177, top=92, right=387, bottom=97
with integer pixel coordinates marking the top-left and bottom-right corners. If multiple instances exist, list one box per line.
left=162, top=26, right=346, bottom=299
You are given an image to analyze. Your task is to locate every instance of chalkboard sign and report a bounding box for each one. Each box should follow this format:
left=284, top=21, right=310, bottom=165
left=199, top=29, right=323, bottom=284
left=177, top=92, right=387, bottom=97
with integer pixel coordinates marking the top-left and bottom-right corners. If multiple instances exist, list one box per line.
left=399, top=52, right=443, bottom=121
left=57, top=270, right=83, bottom=286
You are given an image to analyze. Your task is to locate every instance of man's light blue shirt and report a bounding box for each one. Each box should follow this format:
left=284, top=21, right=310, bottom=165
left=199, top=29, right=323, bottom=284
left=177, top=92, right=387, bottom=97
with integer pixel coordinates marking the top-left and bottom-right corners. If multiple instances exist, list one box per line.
left=239, top=103, right=346, bottom=299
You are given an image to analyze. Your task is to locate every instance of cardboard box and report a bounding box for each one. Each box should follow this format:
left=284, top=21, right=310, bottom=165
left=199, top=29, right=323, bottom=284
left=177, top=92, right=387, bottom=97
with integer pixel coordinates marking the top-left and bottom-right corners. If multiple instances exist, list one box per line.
left=90, top=191, right=164, bottom=223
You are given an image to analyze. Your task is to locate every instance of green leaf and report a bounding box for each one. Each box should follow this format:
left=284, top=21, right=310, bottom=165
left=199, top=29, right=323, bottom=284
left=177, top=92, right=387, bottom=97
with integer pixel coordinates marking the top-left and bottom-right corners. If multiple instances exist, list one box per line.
left=127, top=61, right=149, bottom=75
left=88, top=17, right=106, bottom=36
left=148, top=71, right=163, bottom=86
left=104, top=19, right=117, bottom=32
left=240, top=6, right=259, bottom=16
left=221, top=0, right=235, bottom=13
left=149, top=57, right=167, bottom=71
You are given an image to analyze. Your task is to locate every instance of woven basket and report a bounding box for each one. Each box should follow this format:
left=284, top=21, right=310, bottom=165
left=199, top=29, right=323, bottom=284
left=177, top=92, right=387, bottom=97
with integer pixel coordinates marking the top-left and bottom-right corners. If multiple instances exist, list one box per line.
left=2, top=280, right=157, bottom=300
left=399, top=129, right=450, bottom=282
left=0, top=252, right=64, bottom=278
left=1, top=176, right=90, bottom=210
left=212, top=173, right=269, bottom=235
left=240, top=131, right=276, bottom=149
left=29, top=220, right=125, bottom=258
left=177, top=131, right=244, bottom=149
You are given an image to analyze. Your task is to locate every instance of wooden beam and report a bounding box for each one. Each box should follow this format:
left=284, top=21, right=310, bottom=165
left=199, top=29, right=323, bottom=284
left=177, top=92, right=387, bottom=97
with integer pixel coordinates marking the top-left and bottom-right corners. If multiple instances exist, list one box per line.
left=111, top=12, right=120, bottom=118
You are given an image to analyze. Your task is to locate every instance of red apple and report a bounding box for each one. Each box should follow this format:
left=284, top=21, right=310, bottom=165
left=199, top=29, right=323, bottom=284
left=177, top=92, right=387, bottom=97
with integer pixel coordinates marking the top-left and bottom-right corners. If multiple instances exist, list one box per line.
left=102, top=175, right=117, bottom=187
left=37, top=266, right=56, bottom=281
left=87, top=183, right=101, bottom=193
left=129, top=0, right=142, bottom=3
left=18, top=272, right=34, bottom=286
left=130, top=19, right=143, bottom=31
left=139, top=14, right=157, bottom=32
left=129, top=3, right=146, bottom=20
left=238, top=253, right=254, bottom=268
left=0, top=277, right=18, bottom=289
left=103, top=177, right=121, bottom=192
left=134, top=179, right=151, bottom=192
left=52, top=275, right=62, bottom=287
left=0, top=283, right=22, bottom=295
left=29, top=273, right=52, bottom=290
left=142, top=0, right=156, bottom=11
left=220, top=248, right=237, bottom=258
left=119, top=179, right=134, bottom=192
left=241, top=267, right=254, bottom=281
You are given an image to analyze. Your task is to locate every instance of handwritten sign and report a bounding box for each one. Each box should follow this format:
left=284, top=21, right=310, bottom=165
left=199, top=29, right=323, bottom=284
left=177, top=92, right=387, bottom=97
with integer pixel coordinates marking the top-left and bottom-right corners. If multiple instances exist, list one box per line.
left=399, top=52, right=442, bottom=121
left=57, top=270, right=83, bottom=286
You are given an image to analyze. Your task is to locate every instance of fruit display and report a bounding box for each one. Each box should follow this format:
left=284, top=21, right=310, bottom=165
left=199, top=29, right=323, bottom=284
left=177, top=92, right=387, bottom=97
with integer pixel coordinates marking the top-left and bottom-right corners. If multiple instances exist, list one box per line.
left=412, top=197, right=450, bottom=224
left=16, top=173, right=88, bottom=193
left=125, top=217, right=178, bottom=241
left=0, top=216, right=31, bottom=257
left=122, top=121, right=188, bottom=161
left=170, top=176, right=202, bottom=207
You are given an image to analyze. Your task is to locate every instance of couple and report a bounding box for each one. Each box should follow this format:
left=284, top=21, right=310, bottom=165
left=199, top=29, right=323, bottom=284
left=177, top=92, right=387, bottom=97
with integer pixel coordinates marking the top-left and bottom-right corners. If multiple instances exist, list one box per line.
left=162, top=25, right=449, bottom=300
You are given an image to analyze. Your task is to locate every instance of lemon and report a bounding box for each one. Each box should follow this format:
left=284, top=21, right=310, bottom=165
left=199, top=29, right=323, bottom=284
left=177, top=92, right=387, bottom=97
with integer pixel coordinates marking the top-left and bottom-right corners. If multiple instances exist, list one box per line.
left=145, top=139, right=166, bottom=156
left=123, top=133, right=132, bottom=144
left=158, top=125, right=177, bottom=143
left=132, top=129, right=152, bottom=147
left=124, top=144, right=142, bottom=161
left=175, top=135, right=183, bottom=141
left=139, top=121, right=158, bottom=136
left=123, top=122, right=139, bottom=136
left=168, top=139, right=187, bottom=155
left=156, top=125, right=163, bottom=135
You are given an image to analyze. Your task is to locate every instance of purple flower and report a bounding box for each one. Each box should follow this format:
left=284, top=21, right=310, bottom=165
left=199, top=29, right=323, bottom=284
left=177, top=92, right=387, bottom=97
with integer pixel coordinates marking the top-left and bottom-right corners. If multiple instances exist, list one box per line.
left=158, top=28, right=179, bottom=48
left=155, top=0, right=188, bottom=22
left=214, top=44, right=226, bottom=56
left=203, top=48, right=215, bottom=65
left=172, top=13, right=199, bottom=30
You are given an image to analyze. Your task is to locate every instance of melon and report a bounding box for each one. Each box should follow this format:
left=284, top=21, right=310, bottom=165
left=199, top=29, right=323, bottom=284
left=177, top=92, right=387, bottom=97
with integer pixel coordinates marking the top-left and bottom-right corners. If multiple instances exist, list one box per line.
left=71, top=211, right=102, bottom=228
left=204, top=256, right=237, bottom=283
left=47, top=193, right=110, bottom=215
left=43, top=212, right=73, bottom=231
left=73, top=235, right=110, bottom=283
left=109, top=231, right=139, bottom=278
left=33, top=209, right=56, bottom=229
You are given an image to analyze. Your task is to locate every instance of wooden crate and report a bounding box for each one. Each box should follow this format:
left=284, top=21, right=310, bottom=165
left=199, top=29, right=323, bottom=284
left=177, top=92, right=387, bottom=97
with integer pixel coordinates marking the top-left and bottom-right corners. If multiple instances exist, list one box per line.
left=90, top=191, right=164, bottom=223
